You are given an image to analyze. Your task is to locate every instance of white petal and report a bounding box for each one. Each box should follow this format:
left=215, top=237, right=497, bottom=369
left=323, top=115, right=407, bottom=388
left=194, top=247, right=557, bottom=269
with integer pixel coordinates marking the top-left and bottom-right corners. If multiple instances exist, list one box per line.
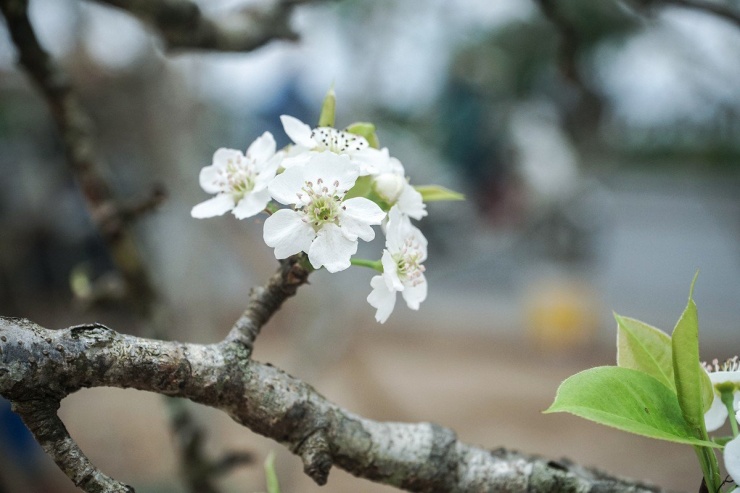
left=281, top=152, right=312, bottom=170
left=396, top=183, right=427, bottom=220
left=263, top=209, right=315, bottom=259
left=233, top=189, right=271, bottom=219
left=198, top=165, right=223, bottom=194
left=352, top=147, right=389, bottom=176
left=303, top=152, right=359, bottom=193
left=381, top=250, right=403, bottom=292
left=246, top=131, right=276, bottom=163
left=401, top=275, right=427, bottom=310
left=268, top=166, right=306, bottom=205
left=281, top=115, right=316, bottom=149
left=308, top=223, right=357, bottom=272
left=254, top=152, right=282, bottom=188
left=212, top=148, right=243, bottom=168
left=191, top=194, right=235, bottom=218
left=367, top=275, right=397, bottom=323
left=340, top=198, right=385, bottom=241
left=725, top=436, right=740, bottom=483
left=385, top=206, right=428, bottom=259
left=704, top=394, right=729, bottom=432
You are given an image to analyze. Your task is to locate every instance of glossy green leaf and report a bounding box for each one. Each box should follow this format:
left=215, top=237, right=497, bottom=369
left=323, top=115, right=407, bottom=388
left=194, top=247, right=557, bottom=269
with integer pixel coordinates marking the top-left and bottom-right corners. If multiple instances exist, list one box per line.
left=318, top=88, right=336, bottom=128
left=414, top=185, right=465, bottom=202
left=345, top=122, right=380, bottom=149
left=616, top=314, right=675, bottom=391
left=545, top=366, right=718, bottom=447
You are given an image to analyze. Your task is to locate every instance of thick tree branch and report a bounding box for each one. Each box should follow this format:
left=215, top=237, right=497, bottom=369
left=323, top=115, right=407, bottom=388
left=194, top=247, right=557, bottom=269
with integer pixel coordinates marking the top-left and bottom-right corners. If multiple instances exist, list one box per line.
left=89, top=0, right=315, bottom=52
left=0, top=316, right=668, bottom=493
left=12, top=399, right=133, bottom=493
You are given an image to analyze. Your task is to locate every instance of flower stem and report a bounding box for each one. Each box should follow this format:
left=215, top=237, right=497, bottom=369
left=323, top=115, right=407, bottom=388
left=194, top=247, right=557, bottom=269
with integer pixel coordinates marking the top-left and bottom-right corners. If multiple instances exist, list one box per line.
left=350, top=258, right=383, bottom=272
left=721, top=389, right=739, bottom=437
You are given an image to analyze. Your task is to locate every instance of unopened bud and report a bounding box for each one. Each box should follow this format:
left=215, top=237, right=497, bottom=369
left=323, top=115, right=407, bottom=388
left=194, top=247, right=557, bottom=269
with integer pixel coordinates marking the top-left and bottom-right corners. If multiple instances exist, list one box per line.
left=373, top=173, right=405, bottom=204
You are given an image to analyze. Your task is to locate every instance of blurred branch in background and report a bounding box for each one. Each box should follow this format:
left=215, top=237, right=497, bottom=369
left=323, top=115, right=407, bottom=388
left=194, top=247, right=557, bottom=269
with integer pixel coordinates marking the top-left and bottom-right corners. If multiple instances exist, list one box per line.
left=92, top=0, right=317, bottom=52
left=631, top=0, right=740, bottom=27
left=0, top=0, right=158, bottom=315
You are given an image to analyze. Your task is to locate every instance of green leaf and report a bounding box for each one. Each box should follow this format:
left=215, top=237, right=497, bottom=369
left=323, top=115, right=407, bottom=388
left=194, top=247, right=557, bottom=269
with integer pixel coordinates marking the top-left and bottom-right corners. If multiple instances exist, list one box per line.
left=264, top=451, right=281, bottom=493
left=345, top=122, right=380, bottom=149
left=414, top=185, right=465, bottom=202
left=671, top=275, right=706, bottom=434
left=616, top=314, right=675, bottom=391
left=318, top=87, right=336, bottom=128
left=545, top=366, right=718, bottom=447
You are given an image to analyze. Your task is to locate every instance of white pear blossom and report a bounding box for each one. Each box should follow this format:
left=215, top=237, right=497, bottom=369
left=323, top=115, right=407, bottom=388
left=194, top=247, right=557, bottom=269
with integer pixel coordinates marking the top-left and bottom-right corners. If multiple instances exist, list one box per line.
left=264, top=153, right=385, bottom=273
left=192, top=132, right=281, bottom=220
left=703, top=357, right=740, bottom=432
left=280, top=115, right=385, bottom=171
left=367, top=208, right=428, bottom=323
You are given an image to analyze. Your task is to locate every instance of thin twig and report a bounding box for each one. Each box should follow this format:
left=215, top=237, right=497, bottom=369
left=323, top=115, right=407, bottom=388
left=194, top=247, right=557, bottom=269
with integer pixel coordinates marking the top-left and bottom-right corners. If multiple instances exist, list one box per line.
left=226, top=255, right=311, bottom=351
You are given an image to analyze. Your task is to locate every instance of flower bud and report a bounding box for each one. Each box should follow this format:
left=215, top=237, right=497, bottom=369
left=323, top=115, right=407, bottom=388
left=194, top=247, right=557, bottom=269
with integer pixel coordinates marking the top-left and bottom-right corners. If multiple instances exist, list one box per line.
left=373, top=173, right=405, bottom=204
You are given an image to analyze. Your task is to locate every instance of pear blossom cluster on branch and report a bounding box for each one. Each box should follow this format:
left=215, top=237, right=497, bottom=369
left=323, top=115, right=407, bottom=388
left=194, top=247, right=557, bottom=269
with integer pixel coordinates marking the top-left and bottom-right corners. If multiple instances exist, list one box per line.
left=190, top=96, right=460, bottom=323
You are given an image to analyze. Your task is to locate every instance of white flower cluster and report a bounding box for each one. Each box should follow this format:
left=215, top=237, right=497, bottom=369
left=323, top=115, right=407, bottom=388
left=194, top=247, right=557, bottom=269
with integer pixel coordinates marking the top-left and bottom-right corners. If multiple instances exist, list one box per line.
left=192, top=115, right=429, bottom=323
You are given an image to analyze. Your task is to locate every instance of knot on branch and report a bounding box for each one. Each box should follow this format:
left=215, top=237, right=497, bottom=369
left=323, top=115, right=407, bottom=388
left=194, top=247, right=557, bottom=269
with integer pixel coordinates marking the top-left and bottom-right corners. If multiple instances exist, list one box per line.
left=295, top=427, right=333, bottom=485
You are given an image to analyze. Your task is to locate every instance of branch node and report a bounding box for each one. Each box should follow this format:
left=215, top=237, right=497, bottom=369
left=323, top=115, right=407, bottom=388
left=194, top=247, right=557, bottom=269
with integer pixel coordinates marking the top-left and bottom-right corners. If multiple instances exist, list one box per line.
left=296, top=428, right=333, bottom=485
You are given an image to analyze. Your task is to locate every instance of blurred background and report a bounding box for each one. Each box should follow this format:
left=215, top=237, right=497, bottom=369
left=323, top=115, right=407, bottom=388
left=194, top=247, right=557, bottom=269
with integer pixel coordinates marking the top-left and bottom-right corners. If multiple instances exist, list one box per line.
left=0, top=0, right=739, bottom=491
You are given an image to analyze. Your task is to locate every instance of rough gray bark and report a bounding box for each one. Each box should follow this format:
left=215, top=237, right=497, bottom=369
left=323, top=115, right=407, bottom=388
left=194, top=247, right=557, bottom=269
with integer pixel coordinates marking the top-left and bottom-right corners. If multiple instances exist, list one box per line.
left=0, top=314, right=668, bottom=493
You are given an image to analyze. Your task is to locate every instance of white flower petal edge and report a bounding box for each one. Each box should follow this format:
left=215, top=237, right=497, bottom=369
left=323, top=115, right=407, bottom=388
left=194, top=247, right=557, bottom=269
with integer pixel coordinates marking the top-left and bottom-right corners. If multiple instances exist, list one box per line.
left=264, top=153, right=384, bottom=271
left=340, top=197, right=386, bottom=242
left=704, top=393, right=728, bottom=433
left=367, top=275, right=397, bottom=323
left=191, top=193, right=236, bottom=218
left=366, top=208, right=428, bottom=323
left=308, top=223, right=357, bottom=272
left=192, top=132, right=279, bottom=220
left=725, top=435, right=740, bottom=487
left=280, top=115, right=315, bottom=149
left=263, top=209, right=315, bottom=259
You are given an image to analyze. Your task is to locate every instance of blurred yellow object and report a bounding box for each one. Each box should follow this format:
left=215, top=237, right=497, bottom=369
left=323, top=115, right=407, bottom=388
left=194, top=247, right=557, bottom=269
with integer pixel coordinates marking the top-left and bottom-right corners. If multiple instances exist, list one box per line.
left=524, top=278, right=600, bottom=351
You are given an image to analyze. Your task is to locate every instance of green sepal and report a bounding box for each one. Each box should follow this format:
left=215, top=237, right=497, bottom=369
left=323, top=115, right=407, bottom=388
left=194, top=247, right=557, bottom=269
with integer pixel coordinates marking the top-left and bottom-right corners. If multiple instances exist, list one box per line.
left=318, top=88, right=336, bottom=128
left=545, top=366, right=720, bottom=447
left=346, top=122, right=380, bottom=149
left=414, top=185, right=465, bottom=202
